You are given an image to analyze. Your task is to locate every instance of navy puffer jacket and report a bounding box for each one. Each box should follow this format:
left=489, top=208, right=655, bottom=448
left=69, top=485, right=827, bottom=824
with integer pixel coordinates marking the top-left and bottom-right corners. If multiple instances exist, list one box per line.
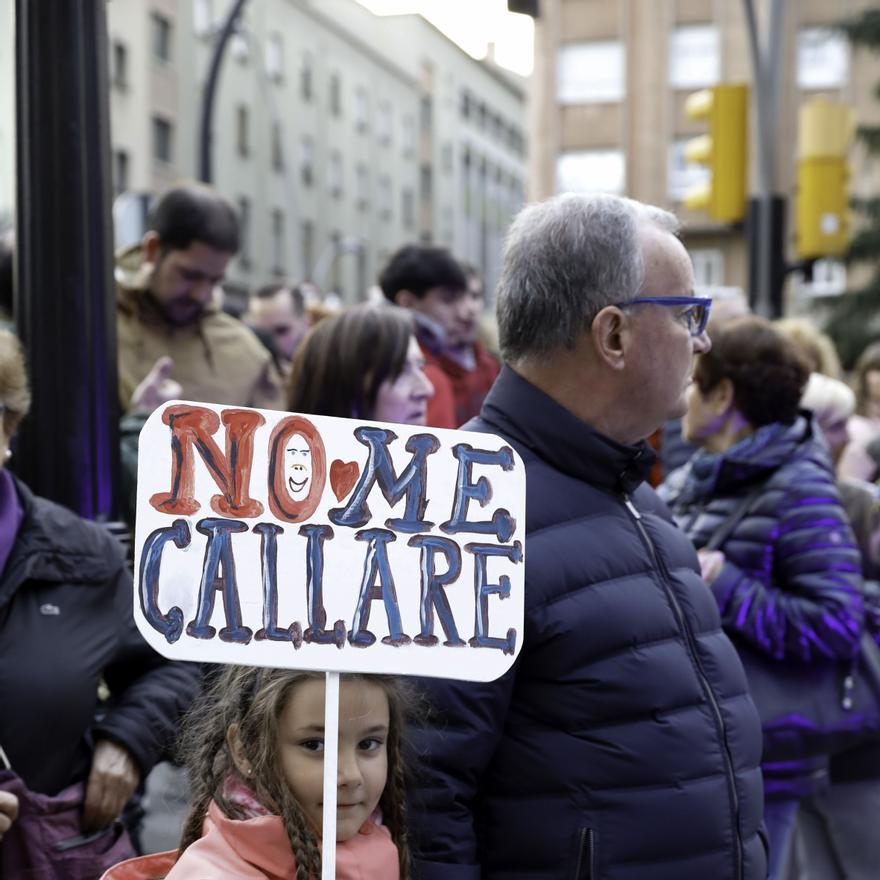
left=659, top=417, right=864, bottom=795
left=409, top=367, right=766, bottom=880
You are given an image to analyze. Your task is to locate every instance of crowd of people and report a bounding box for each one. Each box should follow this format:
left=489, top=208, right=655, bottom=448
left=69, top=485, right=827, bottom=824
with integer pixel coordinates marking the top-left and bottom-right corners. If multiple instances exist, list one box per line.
left=1, top=182, right=880, bottom=879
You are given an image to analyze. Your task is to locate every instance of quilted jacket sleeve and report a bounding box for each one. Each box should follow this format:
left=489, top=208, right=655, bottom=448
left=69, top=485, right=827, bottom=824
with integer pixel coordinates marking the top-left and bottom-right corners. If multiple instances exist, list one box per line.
left=709, top=476, right=864, bottom=663
left=408, top=665, right=518, bottom=878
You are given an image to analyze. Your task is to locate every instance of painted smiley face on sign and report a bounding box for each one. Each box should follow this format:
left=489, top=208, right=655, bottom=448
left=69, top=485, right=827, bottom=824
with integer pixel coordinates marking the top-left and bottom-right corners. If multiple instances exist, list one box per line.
left=285, top=433, right=313, bottom=499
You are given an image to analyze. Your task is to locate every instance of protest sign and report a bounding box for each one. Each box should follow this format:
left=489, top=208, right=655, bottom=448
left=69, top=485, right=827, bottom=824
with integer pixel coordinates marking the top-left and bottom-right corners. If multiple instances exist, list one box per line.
left=133, top=400, right=526, bottom=875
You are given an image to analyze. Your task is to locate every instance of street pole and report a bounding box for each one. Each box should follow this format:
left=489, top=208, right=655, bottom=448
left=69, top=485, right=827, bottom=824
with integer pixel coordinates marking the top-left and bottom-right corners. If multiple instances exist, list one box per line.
left=199, top=0, right=249, bottom=184
left=14, top=0, right=121, bottom=521
left=743, top=0, right=787, bottom=317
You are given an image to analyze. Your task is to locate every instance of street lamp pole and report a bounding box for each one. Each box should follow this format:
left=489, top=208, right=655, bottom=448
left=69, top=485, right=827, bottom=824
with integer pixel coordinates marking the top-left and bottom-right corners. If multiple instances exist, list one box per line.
left=199, top=0, right=249, bottom=184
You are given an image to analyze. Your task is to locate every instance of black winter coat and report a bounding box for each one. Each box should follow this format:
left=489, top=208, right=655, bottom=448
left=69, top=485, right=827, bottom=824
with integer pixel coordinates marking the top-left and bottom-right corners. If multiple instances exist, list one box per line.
left=0, top=474, right=200, bottom=795
left=409, top=367, right=767, bottom=880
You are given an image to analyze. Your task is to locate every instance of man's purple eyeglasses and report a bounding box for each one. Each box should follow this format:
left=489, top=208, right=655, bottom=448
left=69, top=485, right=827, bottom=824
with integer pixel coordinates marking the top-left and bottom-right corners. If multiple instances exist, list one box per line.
left=616, top=295, right=712, bottom=337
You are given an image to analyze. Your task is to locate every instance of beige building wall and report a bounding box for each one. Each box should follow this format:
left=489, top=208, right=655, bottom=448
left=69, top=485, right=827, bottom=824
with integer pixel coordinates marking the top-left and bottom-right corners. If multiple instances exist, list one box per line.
left=531, top=0, right=880, bottom=309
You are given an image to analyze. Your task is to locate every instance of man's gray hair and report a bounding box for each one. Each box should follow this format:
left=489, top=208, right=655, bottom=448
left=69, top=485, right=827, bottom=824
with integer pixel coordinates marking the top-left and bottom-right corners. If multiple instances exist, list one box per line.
left=496, top=193, right=680, bottom=362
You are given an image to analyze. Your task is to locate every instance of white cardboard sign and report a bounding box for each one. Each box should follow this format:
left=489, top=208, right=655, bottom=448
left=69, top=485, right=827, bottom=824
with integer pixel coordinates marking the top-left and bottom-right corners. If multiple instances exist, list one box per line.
left=133, top=401, right=526, bottom=683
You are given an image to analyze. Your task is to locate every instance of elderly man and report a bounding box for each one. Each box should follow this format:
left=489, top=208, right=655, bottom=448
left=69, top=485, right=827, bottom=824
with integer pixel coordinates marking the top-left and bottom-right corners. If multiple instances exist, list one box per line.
left=409, top=194, right=766, bottom=879
left=116, top=183, right=283, bottom=411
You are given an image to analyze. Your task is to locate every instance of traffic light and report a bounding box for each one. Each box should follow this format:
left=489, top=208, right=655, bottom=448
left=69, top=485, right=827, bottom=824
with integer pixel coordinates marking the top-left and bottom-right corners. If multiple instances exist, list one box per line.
left=682, top=84, right=749, bottom=223
left=796, top=97, right=852, bottom=260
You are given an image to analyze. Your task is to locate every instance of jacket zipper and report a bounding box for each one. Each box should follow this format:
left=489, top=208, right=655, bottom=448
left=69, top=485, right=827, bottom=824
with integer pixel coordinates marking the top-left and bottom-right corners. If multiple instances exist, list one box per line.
left=623, top=495, right=744, bottom=880
left=573, top=827, right=594, bottom=880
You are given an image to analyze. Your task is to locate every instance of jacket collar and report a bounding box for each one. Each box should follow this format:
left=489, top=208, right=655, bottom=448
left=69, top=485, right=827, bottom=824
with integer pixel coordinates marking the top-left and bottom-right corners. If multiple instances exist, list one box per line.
left=478, top=365, right=654, bottom=495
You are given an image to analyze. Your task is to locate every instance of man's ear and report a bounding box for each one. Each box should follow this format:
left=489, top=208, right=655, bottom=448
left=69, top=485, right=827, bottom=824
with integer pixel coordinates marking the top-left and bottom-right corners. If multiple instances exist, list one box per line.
left=226, top=724, right=252, bottom=777
left=590, top=306, right=630, bottom=371
left=142, top=231, right=162, bottom=265
left=394, top=289, right=417, bottom=310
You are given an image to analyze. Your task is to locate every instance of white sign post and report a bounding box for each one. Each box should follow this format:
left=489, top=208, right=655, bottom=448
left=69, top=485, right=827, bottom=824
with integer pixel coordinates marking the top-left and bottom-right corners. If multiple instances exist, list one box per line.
left=133, top=401, right=526, bottom=878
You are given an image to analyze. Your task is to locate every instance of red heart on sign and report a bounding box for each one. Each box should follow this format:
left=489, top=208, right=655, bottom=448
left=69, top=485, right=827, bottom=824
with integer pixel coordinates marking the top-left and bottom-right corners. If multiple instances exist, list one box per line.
left=329, top=460, right=360, bottom=502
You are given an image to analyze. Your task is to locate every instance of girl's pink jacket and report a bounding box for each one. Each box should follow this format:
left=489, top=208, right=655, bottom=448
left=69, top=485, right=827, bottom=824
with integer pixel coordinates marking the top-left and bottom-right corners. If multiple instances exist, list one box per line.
left=100, top=800, right=400, bottom=880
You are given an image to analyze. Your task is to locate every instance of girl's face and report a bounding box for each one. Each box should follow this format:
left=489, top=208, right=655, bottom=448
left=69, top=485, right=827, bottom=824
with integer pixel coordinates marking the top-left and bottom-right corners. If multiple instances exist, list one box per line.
left=278, top=678, right=390, bottom=842
left=372, top=336, right=434, bottom=425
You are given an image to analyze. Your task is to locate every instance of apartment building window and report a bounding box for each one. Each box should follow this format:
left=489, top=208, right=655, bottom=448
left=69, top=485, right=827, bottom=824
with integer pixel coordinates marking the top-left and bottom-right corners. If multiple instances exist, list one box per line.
left=329, top=73, right=342, bottom=117
left=402, top=188, right=416, bottom=230
left=231, top=33, right=249, bottom=63
left=301, top=220, right=315, bottom=279
left=667, top=138, right=709, bottom=200
left=237, top=197, right=251, bottom=267
left=301, top=135, right=314, bottom=186
left=798, top=259, right=846, bottom=297
left=420, top=96, right=433, bottom=133
left=301, top=52, right=313, bottom=101
left=378, top=100, right=392, bottom=145
left=266, top=33, right=284, bottom=82
left=354, top=87, right=369, bottom=132
left=555, top=149, right=625, bottom=195
left=356, top=163, right=369, bottom=211
left=557, top=41, right=624, bottom=104
left=402, top=113, right=416, bottom=158
left=329, top=151, right=343, bottom=198
left=271, top=122, right=284, bottom=172
left=193, top=0, right=213, bottom=37
left=270, top=209, right=285, bottom=274
left=113, top=149, right=130, bottom=196
left=690, top=249, right=724, bottom=289
left=442, top=141, right=454, bottom=174
left=669, top=25, right=719, bottom=88
left=798, top=28, right=848, bottom=89
left=236, top=105, right=250, bottom=157
left=152, top=116, right=173, bottom=163
left=111, top=41, right=128, bottom=90
left=151, top=12, right=172, bottom=62
left=379, top=175, right=392, bottom=221
left=460, top=90, right=471, bottom=119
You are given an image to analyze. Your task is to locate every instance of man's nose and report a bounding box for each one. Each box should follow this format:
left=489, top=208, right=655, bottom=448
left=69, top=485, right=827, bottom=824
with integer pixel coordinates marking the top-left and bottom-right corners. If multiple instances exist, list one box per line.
left=693, top=329, right=712, bottom=355
left=190, top=279, right=214, bottom=302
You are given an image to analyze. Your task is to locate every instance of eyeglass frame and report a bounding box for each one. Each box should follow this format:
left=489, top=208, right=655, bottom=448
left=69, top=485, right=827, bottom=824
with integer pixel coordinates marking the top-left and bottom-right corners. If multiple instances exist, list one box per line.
left=613, top=295, right=712, bottom=338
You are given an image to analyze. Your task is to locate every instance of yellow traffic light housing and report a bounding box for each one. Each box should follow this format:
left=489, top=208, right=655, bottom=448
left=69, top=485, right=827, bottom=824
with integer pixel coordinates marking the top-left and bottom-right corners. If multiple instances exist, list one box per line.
left=682, top=84, right=748, bottom=223
left=796, top=98, right=852, bottom=260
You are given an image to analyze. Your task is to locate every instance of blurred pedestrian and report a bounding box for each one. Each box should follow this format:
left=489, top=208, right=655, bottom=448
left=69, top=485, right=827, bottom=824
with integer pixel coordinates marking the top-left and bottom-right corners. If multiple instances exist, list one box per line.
left=839, top=341, right=880, bottom=482
left=242, top=282, right=310, bottom=374
left=379, top=245, right=498, bottom=428
left=116, top=182, right=283, bottom=413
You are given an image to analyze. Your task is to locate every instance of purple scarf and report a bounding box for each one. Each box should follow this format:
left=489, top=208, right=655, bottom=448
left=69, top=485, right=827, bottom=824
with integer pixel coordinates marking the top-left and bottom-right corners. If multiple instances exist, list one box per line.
left=0, top=468, right=23, bottom=579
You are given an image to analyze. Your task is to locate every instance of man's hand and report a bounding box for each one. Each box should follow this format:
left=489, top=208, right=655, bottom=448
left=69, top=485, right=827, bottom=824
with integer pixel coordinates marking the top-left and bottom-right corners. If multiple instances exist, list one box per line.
left=129, top=356, right=182, bottom=414
left=0, top=791, right=18, bottom=841
left=698, top=549, right=726, bottom=585
left=82, top=740, right=140, bottom=832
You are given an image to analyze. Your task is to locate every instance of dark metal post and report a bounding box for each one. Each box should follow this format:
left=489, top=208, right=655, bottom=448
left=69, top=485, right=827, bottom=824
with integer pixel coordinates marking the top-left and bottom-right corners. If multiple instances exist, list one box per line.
left=14, top=0, right=120, bottom=520
left=199, top=0, right=249, bottom=183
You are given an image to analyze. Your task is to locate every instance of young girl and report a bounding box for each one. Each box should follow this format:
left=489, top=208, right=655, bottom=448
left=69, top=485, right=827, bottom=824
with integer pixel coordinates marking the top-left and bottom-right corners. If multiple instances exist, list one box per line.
left=102, top=667, right=411, bottom=880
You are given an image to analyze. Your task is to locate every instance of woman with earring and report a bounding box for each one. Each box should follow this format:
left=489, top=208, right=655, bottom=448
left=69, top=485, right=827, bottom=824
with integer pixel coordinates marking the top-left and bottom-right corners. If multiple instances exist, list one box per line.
left=659, top=316, right=867, bottom=880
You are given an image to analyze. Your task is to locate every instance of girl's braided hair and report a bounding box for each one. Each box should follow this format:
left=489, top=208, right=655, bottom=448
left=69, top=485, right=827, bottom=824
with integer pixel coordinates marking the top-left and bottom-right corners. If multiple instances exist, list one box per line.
left=176, top=666, right=414, bottom=879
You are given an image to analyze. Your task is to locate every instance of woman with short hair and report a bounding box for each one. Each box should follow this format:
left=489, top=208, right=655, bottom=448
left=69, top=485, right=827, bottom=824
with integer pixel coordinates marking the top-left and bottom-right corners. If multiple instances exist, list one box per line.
left=659, top=316, right=866, bottom=879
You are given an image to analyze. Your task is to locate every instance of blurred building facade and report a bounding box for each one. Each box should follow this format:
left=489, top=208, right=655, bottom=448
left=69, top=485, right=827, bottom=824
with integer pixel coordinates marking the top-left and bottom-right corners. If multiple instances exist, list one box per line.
left=100, top=0, right=527, bottom=304
left=529, top=0, right=880, bottom=309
